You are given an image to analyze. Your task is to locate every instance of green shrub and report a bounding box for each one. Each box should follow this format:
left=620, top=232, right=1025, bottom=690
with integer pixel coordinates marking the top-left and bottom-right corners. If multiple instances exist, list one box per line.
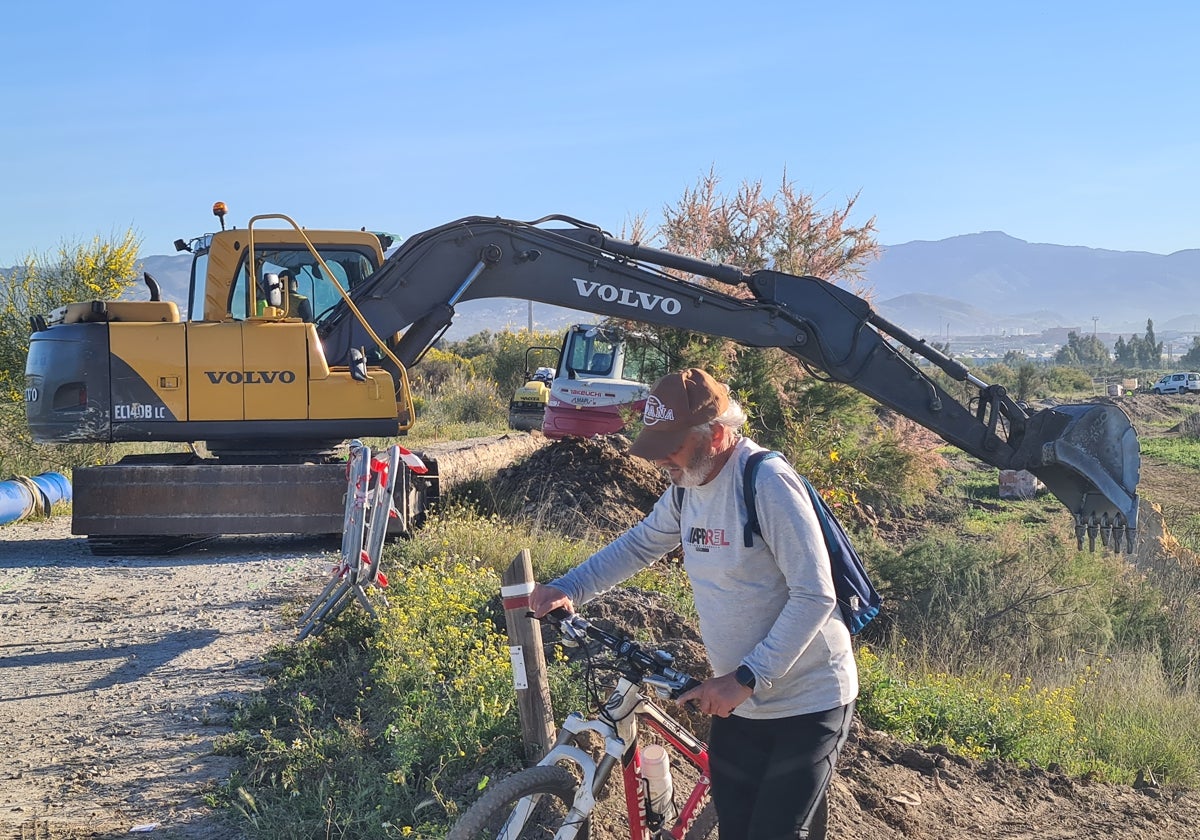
left=856, top=643, right=1200, bottom=786
left=776, top=383, right=939, bottom=513
left=415, top=503, right=600, bottom=579
left=1, top=232, right=140, bottom=400
left=856, top=645, right=1122, bottom=779
left=415, top=369, right=506, bottom=427
left=371, top=557, right=520, bottom=788
left=443, top=329, right=562, bottom=397
left=867, top=525, right=1166, bottom=669
left=1077, top=651, right=1200, bottom=787
left=1041, top=365, right=1094, bottom=397
left=0, top=231, right=146, bottom=480
left=409, top=347, right=476, bottom=393
left=218, top=512, right=602, bottom=837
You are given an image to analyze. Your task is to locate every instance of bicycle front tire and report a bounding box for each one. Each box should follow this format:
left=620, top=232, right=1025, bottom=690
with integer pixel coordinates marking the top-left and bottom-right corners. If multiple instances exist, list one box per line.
left=683, top=801, right=718, bottom=839
left=448, top=765, right=588, bottom=840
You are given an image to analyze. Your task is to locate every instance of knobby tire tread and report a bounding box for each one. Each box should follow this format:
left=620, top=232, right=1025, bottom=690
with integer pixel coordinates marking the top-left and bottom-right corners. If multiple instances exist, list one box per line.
left=448, top=764, right=587, bottom=840
left=683, top=802, right=718, bottom=840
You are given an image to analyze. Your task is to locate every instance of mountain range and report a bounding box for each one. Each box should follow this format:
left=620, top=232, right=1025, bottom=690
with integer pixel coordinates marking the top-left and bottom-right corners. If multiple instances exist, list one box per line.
left=103, top=232, right=1200, bottom=344
left=868, top=232, right=1200, bottom=339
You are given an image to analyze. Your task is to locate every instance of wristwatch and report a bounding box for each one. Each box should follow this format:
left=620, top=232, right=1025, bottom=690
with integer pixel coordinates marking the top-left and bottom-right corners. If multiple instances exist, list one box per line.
left=734, top=664, right=757, bottom=691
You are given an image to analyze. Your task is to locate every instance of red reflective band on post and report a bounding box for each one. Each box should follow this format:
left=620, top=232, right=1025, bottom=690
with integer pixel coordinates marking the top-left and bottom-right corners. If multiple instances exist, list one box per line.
left=502, top=595, right=531, bottom=611
left=501, top=581, right=535, bottom=613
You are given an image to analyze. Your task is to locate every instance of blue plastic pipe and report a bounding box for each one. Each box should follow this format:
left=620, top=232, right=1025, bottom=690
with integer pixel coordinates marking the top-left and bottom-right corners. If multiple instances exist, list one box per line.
left=0, top=472, right=72, bottom=526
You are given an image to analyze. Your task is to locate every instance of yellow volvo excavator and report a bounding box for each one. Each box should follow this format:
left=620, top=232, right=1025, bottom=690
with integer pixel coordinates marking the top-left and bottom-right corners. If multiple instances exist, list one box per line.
left=24, top=204, right=416, bottom=553
left=25, top=206, right=1142, bottom=554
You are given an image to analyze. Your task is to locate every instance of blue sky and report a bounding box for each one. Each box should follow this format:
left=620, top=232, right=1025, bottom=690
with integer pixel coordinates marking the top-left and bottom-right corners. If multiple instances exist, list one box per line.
left=1, top=1, right=1195, bottom=266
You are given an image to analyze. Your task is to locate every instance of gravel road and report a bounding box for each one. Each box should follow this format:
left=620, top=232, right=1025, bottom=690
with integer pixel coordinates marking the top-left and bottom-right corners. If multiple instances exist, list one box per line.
left=0, top=517, right=335, bottom=839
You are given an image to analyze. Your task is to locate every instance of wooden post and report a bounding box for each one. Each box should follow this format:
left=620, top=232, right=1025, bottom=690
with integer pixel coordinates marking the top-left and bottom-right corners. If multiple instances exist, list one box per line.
left=501, top=548, right=556, bottom=763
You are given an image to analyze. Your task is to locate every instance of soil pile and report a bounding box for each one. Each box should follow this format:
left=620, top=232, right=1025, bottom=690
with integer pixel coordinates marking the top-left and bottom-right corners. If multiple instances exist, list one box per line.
left=1171, top=412, right=1200, bottom=439
left=490, top=435, right=669, bottom=539
left=1099, top=392, right=1197, bottom=429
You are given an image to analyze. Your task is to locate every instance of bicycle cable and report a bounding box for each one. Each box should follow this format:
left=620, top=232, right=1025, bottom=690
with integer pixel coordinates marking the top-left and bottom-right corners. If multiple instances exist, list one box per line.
left=574, top=632, right=640, bottom=727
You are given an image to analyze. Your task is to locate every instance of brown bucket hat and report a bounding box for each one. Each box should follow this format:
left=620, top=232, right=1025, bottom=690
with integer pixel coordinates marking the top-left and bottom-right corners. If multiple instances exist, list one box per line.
left=628, top=368, right=729, bottom=461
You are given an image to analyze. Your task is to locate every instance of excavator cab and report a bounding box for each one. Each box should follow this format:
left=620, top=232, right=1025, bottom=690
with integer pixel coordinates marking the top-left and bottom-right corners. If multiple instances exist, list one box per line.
left=540, top=325, right=666, bottom=440
left=223, top=246, right=375, bottom=324
left=562, top=325, right=621, bottom=377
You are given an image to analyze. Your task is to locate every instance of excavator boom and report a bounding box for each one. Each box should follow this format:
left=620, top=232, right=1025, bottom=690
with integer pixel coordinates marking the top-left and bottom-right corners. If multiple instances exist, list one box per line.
left=24, top=210, right=1139, bottom=553
left=318, top=216, right=1139, bottom=550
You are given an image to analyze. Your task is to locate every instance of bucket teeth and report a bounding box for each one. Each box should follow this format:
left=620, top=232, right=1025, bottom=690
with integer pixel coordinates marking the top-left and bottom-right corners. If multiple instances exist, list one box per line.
left=1075, top=510, right=1135, bottom=554
left=1099, top=513, right=1112, bottom=550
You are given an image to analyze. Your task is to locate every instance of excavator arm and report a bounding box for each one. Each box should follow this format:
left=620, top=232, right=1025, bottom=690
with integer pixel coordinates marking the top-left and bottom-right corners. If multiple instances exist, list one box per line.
left=318, top=215, right=1139, bottom=551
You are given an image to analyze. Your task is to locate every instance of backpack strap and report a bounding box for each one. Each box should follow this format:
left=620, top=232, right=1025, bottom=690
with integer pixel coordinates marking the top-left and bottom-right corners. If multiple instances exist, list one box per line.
left=796, top=475, right=837, bottom=551
left=673, top=448, right=783, bottom=546
left=740, top=449, right=881, bottom=634
left=743, top=450, right=783, bottom=547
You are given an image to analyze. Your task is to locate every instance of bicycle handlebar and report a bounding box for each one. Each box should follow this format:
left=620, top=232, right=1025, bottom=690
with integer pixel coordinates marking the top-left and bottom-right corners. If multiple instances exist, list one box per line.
left=538, top=608, right=703, bottom=699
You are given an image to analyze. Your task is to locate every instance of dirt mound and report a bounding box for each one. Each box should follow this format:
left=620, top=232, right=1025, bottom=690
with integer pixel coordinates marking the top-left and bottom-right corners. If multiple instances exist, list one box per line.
left=1170, top=413, right=1200, bottom=439
left=830, top=719, right=1200, bottom=839
left=490, top=436, right=668, bottom=538
left=1098, top=392, right=1197, bottom=431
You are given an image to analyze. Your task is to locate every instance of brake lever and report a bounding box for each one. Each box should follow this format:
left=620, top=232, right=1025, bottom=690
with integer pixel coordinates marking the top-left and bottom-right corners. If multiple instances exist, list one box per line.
left=642, top=675, right=676, bottom=699
left=527, top=608, right=589, bottom=644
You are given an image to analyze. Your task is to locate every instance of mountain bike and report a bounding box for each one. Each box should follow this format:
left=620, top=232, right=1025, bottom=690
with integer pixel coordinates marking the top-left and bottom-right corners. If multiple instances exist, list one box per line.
left=448, top=609, right=718, bottom=840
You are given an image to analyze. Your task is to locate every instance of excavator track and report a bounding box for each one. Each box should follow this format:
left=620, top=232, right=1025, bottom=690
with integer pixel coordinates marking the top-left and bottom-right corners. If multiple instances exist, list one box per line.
left=73, top=460, right=363, bottom=542
left=73, top=434, right=549, bottom=555
left=85, top=535, right=216, bottom=556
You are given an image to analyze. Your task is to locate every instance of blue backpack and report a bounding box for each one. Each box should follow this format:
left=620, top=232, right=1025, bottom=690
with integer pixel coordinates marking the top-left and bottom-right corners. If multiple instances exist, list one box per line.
left=675, top=450, right=881, bottom=634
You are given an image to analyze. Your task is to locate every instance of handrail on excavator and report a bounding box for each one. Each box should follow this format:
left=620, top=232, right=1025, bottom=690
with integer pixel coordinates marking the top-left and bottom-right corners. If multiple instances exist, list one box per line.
left=246, top=213, right=416, bottom=432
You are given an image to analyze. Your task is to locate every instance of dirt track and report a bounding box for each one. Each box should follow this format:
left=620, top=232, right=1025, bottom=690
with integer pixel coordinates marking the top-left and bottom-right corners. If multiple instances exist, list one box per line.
left=0, top=522, right=333, bottom=839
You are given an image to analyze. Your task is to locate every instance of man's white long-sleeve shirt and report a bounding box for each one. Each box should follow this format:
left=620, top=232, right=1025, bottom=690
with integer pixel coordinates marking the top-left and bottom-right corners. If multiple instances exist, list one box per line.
left=549, top=437, right=858, bottom=719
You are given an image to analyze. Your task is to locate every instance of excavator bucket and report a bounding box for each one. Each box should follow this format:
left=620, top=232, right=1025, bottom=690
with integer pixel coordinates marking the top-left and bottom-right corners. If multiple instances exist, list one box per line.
left=1021, top=403, right=1140, bottom=552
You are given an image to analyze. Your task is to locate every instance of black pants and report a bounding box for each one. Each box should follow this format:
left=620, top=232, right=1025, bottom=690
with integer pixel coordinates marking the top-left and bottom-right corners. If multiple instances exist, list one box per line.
left=708, top=701, right=854, bottom=840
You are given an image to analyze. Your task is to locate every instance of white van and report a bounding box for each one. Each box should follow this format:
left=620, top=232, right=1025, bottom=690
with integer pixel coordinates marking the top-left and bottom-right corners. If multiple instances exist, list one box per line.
left=1151, top=372, right=1200, bottom=395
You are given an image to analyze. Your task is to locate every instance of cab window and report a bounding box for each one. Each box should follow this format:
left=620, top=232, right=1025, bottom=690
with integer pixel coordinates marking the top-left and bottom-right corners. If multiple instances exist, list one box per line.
left=565, top=330, right=617, bottom=376
left=227, top=247, right=378, bottom=321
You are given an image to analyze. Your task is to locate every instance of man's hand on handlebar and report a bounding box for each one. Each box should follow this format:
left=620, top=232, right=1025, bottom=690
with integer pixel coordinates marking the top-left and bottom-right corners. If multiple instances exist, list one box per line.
left=677, top=672, right=753, bottom=718
left=529, top=583, right=574, bottom=618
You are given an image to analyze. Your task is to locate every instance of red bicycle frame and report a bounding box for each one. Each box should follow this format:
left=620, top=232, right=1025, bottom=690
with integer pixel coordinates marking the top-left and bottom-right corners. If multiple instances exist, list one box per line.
left=618, top=702, right=711, bottom=840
